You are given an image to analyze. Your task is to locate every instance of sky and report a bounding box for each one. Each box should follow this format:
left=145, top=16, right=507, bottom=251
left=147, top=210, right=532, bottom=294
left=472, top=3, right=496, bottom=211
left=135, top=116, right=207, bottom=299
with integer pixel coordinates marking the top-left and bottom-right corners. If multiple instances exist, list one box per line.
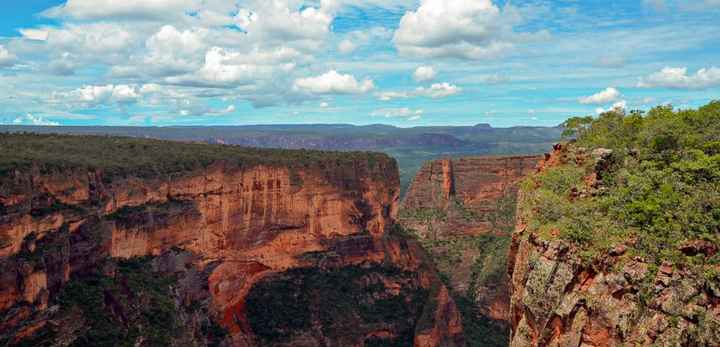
left=0, top=0, right=719, bottom=128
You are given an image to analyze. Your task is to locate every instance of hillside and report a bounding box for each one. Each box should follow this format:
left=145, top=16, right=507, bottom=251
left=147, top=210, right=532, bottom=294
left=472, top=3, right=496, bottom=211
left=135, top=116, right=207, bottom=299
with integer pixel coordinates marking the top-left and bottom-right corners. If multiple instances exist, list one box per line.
left=0, top=134, right=463, bottom=346
left=509, top=101, right=720, bottom=345
left=0, top=124, right=562, bottom=194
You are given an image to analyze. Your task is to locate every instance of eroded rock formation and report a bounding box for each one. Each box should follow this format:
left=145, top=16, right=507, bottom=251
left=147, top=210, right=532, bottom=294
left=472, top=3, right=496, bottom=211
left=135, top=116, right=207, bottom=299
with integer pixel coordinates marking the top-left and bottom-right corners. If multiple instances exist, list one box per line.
left=400, top=155, right=540, bottom=344
left=0, top=147, right=463, bottom=346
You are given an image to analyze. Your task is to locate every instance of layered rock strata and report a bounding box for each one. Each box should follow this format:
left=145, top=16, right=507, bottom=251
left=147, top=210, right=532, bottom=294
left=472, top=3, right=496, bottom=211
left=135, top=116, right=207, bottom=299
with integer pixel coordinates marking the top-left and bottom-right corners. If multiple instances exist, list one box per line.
left=0, top=139, right=463, bottom=346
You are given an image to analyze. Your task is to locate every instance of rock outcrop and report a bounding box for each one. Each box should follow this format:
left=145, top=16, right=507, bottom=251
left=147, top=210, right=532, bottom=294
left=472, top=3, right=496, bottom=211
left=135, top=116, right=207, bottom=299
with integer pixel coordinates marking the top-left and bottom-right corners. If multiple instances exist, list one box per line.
left=508, top=144, right=720, bottom=346
left=402, top=156, right=541, bottom=237
left=0, top=136, right=463, bottom=346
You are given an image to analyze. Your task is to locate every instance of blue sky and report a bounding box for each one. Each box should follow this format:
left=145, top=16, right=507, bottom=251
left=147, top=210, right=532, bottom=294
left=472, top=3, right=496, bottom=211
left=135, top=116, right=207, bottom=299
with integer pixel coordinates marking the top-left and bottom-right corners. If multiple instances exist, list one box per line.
left=0, top=0, right=719, bottom=127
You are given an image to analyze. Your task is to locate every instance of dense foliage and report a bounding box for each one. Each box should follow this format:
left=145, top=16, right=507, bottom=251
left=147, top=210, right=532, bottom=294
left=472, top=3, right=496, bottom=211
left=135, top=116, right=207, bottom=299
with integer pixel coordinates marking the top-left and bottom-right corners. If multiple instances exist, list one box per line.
left=523, top=101, right=720, bottom=271
left=245, top=264, right=430, bottom=346
left=0, top=133, right=395, bottom=182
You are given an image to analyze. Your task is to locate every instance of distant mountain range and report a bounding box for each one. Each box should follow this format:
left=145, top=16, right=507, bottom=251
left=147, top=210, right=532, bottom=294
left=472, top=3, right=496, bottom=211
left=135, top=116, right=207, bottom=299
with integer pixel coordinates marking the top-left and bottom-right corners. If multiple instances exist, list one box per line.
left=0, top=123, right=563, bottom=193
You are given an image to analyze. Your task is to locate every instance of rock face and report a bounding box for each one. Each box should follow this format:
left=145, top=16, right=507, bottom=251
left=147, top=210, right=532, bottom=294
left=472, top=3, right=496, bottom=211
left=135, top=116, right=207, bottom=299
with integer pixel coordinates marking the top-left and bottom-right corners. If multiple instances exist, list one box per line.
left=401, top=156, right=540, bottom=321
left=403, top=156, right=541, bottom=237
left=508, top=145, right=720, bottom=346
left=0, top=147, right=463, bottom=345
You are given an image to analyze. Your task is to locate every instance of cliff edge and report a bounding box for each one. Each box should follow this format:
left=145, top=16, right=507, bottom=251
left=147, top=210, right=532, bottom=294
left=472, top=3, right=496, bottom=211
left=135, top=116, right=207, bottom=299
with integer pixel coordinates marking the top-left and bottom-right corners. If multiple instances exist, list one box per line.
left=0, top=134, right=463, bottom=346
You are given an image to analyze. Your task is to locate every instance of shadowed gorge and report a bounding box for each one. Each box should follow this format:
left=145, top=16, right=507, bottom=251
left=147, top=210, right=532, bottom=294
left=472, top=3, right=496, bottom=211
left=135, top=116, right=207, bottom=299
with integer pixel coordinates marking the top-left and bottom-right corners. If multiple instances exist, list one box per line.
left=0, top=133, right=463, bottom=346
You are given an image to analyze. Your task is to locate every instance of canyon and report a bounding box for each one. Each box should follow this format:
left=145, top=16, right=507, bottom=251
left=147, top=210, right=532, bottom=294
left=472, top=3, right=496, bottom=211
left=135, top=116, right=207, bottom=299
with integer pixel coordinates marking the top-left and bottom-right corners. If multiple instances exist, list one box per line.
left=0, top=134, right=464, bottom=346
left=400, top=155, right=540, bottom=345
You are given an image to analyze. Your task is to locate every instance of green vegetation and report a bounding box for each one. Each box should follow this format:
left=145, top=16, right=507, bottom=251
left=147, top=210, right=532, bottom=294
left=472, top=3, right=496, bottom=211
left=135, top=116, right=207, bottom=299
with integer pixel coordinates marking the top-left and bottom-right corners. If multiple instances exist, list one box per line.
left=0, top=133, right=395, bottom=183
left=400, top=196, right=517, bottom=346
left=245, top=264, right=429, bottom=345
left=523, top=101, right=720, bottom=268
left=55, top=257, right=180, bottom=346
left=10, top=255, right=228, bottom=347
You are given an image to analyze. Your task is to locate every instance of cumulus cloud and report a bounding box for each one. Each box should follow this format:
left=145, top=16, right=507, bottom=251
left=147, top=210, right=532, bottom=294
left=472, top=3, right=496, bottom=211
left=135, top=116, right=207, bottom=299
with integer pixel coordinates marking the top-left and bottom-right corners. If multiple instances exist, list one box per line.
left=70, top=84, right=141, bottom=105
left=579, top=87, right=622, bottom=105
left=143, top=25, right=207, bottom=76
left=294, top=70, right=374, bottom=94
left=637, top=67, right=720, bottom=89
left=371, top=107, right=423, bottom=121
left=393, top=0, right=544, bottom=60
left=13, top=113, right=60, bottom=126
left=0, top=45, right=18, bottom=67
left=413, top=66, right=437, bottom=82
left=235, top=0, right=335, bottom=51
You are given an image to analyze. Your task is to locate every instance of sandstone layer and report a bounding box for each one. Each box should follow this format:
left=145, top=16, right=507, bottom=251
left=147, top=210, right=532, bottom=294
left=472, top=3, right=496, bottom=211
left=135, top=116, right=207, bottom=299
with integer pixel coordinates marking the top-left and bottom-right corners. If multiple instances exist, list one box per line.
left=0, top=142, right=463, bottom=346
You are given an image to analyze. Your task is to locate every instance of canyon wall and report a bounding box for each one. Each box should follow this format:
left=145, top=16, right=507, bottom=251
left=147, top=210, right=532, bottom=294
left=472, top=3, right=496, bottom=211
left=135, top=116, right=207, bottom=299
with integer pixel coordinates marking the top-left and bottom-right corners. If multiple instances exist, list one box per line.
left=508, top=144, right=720, bottom=346
left=400, top=155, right=540, bottom=344
left=0, top=143, right=463, bottom=346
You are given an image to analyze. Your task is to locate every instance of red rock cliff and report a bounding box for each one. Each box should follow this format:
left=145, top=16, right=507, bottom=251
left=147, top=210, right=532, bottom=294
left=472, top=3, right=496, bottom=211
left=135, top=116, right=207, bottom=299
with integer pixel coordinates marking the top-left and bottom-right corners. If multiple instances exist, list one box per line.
left=508, top=144, right=720, bottom=346
left=400, top=155, right=540, bottom=325
left=0, top=141, right=463, bottom=346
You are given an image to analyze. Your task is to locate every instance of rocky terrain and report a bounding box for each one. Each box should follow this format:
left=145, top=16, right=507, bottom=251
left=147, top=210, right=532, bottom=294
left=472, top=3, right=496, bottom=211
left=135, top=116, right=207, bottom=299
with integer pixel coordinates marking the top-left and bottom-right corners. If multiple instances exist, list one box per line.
left=400, top=155, right=540, bottom=345
left=509, top=143, right=720, bottom=346
left=0, top=134, right=463, bottom=346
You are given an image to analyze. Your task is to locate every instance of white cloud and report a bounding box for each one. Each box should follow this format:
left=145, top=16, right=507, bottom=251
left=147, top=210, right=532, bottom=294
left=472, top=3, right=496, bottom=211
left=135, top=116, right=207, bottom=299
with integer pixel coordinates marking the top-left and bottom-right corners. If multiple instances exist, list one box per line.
left=338, top=40, right=357, bottom=54
left=595, top=100, right=627, bottom=114
left=0, top=45, right=18, bottom=67
left=371, top=107, right=423, bottom=121
left=413, top=66, right=437, bottom=82
left=579, top=87, right=621, bottom=105
left=377, top=91, right=410, bottom=101
left=415, top=82, right=461, bottom=98
left=43, top=0, right=199, bottom=21
left=294, top=70, right=374, bottom=94
left=19, top=29, right=49, bottom=41
left=143, top=25, right=207, bottom=75
left=377, top=82, right=461, bottom=101
left=234, top=1, right=335, bottom=51
left=319, top=101, right=330, bottom=108
left=637, top=67, right=720, bottom=89
left=393, top=0, right=542, bottom=60
left=13, top=114, right=60, bottom=126
left=72, top=84, right=141, bottom=105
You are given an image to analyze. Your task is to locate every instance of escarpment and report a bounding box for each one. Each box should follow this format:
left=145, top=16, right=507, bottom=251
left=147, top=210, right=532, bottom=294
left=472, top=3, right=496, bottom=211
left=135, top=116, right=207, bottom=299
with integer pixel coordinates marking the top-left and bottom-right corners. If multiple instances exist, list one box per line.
left=400, top=155, right=540, bottom=345
left=0, top=134, right=463, bottom=346
left=508, top=144, right=720, bottom=346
